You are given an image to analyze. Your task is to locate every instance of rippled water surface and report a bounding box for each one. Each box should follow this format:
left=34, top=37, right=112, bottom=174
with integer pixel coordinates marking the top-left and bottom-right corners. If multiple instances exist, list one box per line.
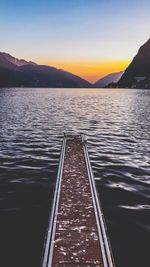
left=0, top=88, right=150, bottom=267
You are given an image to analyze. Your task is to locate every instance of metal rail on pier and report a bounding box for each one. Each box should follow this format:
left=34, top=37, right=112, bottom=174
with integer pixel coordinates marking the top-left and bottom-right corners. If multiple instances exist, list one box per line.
left=42, top=136, right=66, bottom=267
left=42, top=134, right=115, bottom=267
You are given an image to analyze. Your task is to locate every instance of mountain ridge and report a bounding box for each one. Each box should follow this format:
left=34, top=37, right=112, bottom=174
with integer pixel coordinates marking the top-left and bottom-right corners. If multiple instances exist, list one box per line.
left=0, top=52, right=92, bottom=88
left=0, top=52, right=36, bottom=67
left=94, top=71, right=124, bottom=88
left=118, top=39, right=150, bottom=88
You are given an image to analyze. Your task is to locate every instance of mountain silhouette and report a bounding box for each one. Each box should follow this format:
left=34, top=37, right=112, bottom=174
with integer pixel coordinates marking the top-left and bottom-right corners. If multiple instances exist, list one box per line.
left=94, top=71, right=124, bottom=88
left=0, top=52, right=36, bottom=68
left=118, top=39, right=150, bottom=88
left=0, top=52, right=91, bottom=88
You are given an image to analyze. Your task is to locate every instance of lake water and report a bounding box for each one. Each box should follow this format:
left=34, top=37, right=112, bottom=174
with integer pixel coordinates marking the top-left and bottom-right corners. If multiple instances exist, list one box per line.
left=0, top=88, right=149, bottom=267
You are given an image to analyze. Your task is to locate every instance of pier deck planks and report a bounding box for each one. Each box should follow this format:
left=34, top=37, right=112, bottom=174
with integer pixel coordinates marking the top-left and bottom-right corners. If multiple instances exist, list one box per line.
left=51, top=135, right=104, bottom=267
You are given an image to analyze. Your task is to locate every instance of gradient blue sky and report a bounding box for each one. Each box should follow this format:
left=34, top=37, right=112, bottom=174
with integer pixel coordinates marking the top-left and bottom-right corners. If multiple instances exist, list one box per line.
left=0, top=0, right=150, bottom=81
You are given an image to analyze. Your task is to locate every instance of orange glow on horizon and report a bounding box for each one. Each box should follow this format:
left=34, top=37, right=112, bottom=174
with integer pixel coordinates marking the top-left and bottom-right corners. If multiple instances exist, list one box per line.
left=37, top=59, right=130, bottom=83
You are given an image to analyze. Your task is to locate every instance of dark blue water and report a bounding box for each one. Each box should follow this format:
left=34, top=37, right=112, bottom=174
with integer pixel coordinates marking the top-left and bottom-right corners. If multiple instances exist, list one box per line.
left=0, top=88, right=149, bottom=267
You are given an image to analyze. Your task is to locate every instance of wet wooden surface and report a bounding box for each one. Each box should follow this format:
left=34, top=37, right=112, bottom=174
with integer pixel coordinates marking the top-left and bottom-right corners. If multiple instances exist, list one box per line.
left=51, top=135, right=104, bottom=267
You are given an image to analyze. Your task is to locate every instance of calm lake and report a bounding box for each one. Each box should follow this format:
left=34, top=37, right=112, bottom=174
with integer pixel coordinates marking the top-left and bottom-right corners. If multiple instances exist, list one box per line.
left=0, top=88, right=150, bottom=267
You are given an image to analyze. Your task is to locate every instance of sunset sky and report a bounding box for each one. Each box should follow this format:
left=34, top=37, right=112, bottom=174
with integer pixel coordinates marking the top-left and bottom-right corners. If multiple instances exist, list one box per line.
left=0, top=0, right=150, bottom=82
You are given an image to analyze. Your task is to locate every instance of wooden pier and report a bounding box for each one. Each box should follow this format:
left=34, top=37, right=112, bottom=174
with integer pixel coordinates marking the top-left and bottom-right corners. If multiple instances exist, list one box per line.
left=42, top=134, right=114, bottom=267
